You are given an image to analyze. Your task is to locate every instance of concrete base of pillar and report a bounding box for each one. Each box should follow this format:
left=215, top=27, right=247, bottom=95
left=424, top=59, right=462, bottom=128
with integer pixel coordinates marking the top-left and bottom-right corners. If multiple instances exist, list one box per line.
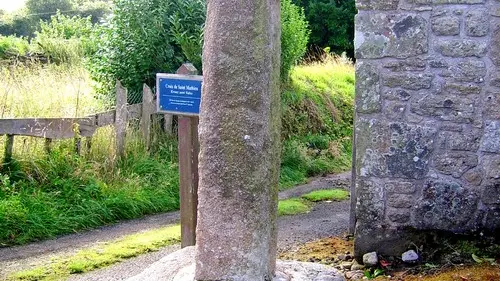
left=126, top=246, right=345, bottom=281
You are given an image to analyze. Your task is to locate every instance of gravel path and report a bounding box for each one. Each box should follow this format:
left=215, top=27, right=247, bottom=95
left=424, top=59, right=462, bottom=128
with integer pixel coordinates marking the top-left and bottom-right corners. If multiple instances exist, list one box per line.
left=0, top=172, right=351, bottom=281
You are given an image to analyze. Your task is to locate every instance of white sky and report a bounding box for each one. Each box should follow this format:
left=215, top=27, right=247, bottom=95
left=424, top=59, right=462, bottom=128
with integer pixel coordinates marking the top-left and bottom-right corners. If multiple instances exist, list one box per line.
left=0, top=0, right=26, bottom=12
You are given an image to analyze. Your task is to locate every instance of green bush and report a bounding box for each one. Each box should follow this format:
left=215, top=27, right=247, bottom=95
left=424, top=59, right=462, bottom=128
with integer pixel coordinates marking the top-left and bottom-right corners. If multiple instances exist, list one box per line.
left=281, top=0, right=310, bottom=80
left=89, top=0, right=189, bottom=97
left=0, top=35, right=30, bottom=58
left=33, top=11, right=98, bottom=63
left=89, top=0, right=309, bottom=97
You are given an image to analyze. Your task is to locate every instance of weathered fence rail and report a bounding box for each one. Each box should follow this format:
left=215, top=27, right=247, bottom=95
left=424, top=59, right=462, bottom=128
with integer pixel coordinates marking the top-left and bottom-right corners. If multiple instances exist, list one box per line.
left=1, top=81, right=156, bottom=161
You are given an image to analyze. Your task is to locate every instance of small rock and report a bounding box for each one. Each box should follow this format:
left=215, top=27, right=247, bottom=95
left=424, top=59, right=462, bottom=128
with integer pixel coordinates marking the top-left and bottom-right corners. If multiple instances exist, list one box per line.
left=338, top=254, right=347, bottom=261
left=345, top=254, right=353, bottom=261
left=345, top=270, right=365, bottom=280
left=340, top=261, right=353, bottom=270
left=362, top=252, right=378, bottom=267
left=402, top=250, right=419, bottom=263
left=351, top=260, right=365, bottom=271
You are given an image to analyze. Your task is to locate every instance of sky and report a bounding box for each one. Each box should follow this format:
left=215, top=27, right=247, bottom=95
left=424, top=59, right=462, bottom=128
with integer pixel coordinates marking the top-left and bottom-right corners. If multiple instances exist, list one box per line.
left=0, top=0, right=26, bottom=12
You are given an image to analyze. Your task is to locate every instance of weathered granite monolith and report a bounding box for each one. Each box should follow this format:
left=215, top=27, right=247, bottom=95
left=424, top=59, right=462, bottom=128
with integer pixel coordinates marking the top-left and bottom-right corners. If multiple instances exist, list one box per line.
left=194, top=0, right=281, bottom=280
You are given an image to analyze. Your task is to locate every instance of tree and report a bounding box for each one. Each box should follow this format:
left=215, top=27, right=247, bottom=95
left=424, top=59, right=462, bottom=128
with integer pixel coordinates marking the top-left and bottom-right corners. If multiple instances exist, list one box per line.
left=293, top=0, right=356, bottom=58
left=26, top=0, right=74, bottom=15
left=89, top=0, right=309, bottom=98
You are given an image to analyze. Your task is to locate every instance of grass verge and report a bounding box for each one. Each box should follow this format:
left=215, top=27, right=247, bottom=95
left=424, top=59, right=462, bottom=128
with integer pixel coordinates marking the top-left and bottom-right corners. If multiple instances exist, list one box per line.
left=8, top=225, right=181, bottom=281
left=278, top=199, right=311, bottom=216
left=301, top=189, right=349, bottom=202
left=278, top=188, right=350, bottom=216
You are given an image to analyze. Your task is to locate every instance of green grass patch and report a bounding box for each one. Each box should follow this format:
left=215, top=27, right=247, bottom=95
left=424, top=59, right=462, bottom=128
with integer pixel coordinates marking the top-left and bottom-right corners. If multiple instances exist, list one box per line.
left=9, top=225, right=181, bottom=281
left=301, top=189, right=350, bottom=202
left=278, top=199, right=311, bottom=216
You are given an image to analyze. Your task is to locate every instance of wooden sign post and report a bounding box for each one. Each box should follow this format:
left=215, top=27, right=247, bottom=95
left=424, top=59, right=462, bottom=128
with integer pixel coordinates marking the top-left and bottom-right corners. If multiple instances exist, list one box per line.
left=157, top=63, right=201, bottom=247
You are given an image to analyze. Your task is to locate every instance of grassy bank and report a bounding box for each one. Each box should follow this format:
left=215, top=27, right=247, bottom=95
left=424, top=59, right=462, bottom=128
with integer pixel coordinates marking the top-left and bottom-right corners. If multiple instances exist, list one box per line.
left=279, top=55, right=354, bottom=189
left=0, top=55, right=354, bottom=246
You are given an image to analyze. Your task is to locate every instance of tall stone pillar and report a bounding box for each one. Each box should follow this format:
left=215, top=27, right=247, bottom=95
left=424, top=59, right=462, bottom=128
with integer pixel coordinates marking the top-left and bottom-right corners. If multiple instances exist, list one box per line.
left=195, top=0, right=281, bottom=280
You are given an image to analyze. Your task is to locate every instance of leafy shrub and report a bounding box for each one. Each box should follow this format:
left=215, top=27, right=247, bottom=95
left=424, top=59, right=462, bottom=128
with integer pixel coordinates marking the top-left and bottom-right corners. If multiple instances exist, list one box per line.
left=169, top=0, right=206, bottom=69
left=89, top=0, right=309, bottom=97
left=281, top=0, right=310, bottom=80
left=0, top=14, right=36, bottom=38
left=0, top=35, right=30, bottom=58
left=89, top=0, right=190, bottom=97
left=33, top=11, right=98, bottom=63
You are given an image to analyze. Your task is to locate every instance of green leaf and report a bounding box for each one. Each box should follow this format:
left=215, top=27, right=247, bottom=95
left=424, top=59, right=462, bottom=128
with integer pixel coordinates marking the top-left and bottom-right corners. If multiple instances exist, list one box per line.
left=373, top=268, right=384, bottom=277
left=472, top=253, right=483, bottom=263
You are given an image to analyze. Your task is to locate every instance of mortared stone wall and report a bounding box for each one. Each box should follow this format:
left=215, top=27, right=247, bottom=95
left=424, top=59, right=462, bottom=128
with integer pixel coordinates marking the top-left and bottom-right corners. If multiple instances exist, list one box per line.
left=353, top=0, right=500, bottom=257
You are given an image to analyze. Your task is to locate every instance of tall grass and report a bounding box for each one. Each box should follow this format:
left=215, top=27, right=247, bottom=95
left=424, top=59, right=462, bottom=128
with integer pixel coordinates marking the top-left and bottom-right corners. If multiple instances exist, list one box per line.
left=279, top=54, right=355, bottom=189
left=0, top=63, right=108, bottom=118
left=0, top=64, right=180, bottom=246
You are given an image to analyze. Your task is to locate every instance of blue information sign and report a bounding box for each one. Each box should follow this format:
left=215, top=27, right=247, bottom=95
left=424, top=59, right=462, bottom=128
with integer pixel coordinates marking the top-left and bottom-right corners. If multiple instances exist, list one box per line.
left=156, top=74, right=203, bottom=116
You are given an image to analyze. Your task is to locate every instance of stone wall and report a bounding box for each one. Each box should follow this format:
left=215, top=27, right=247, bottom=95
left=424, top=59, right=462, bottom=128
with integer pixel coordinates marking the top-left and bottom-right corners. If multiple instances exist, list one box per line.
left=353, top=0, right=500, bottom=256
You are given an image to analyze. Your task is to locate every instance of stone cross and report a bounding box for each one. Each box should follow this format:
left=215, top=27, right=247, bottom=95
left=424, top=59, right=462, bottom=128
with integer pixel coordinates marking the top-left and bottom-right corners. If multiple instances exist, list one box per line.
left=195, top=0, right=281, bottom=280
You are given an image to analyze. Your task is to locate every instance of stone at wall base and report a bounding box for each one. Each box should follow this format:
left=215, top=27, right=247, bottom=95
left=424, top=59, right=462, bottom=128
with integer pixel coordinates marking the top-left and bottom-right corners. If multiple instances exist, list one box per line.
left=127, top=246, right=345, bottom=281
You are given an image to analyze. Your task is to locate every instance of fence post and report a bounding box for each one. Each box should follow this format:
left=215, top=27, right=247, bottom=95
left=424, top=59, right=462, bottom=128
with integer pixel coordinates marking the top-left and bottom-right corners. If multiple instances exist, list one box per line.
left=141, top=84, right=155, bottom=150
left=4, top=134, right=14, bottom=164
left=45, top=138, right=52, bottom=154
left=164, top=114, right=173, bottom=136
left=75, top=138, right=82, bottom=155
left=115, top=80, right=128, bottom=160
left=86, top=137, right=92, bottom=154
left=176, top=63, right=199, bottom=248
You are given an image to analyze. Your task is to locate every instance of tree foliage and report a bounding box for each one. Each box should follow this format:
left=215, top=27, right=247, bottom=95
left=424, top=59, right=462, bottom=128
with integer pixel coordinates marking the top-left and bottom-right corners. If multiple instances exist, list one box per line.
left=34, top=11, right=98, bottom=63
left=26, top=0, right=74, bottom=22
left=292, top=0, right=356, bottom=57
left=90, top=0, right=309, bottom=98
left=89, top=0, right=203, bottom=98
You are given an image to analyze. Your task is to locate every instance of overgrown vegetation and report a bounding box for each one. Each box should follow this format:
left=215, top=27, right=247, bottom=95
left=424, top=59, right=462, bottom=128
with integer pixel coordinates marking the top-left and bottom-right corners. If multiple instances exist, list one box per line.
left=8, top=225, right=180, bottom=280
left=0, top=0, right=110, bottom=38
left=0, top=129, right=180, bottom=245
left=279, top=54, right=354, bottom=189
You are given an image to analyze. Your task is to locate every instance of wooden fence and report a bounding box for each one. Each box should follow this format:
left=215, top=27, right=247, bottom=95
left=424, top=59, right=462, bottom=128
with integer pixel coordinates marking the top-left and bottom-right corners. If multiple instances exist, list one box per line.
left=1, top=80, right=156, bottom=162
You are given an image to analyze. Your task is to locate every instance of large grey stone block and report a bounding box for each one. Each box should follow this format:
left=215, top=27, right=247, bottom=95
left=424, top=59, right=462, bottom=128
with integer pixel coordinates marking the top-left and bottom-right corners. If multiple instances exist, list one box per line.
left=436, top=40, right=487, bottom=57
left=416, top=180, right=479, bottom=232
left=356, top=62, right=381, bottom=113
left=411, top=94, right=478, bottom=123
left=480, top=121, right=500, bottom=153
left=465, top=9, right=489, bottom=37
left=355, top=13, right=428, bottom=59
